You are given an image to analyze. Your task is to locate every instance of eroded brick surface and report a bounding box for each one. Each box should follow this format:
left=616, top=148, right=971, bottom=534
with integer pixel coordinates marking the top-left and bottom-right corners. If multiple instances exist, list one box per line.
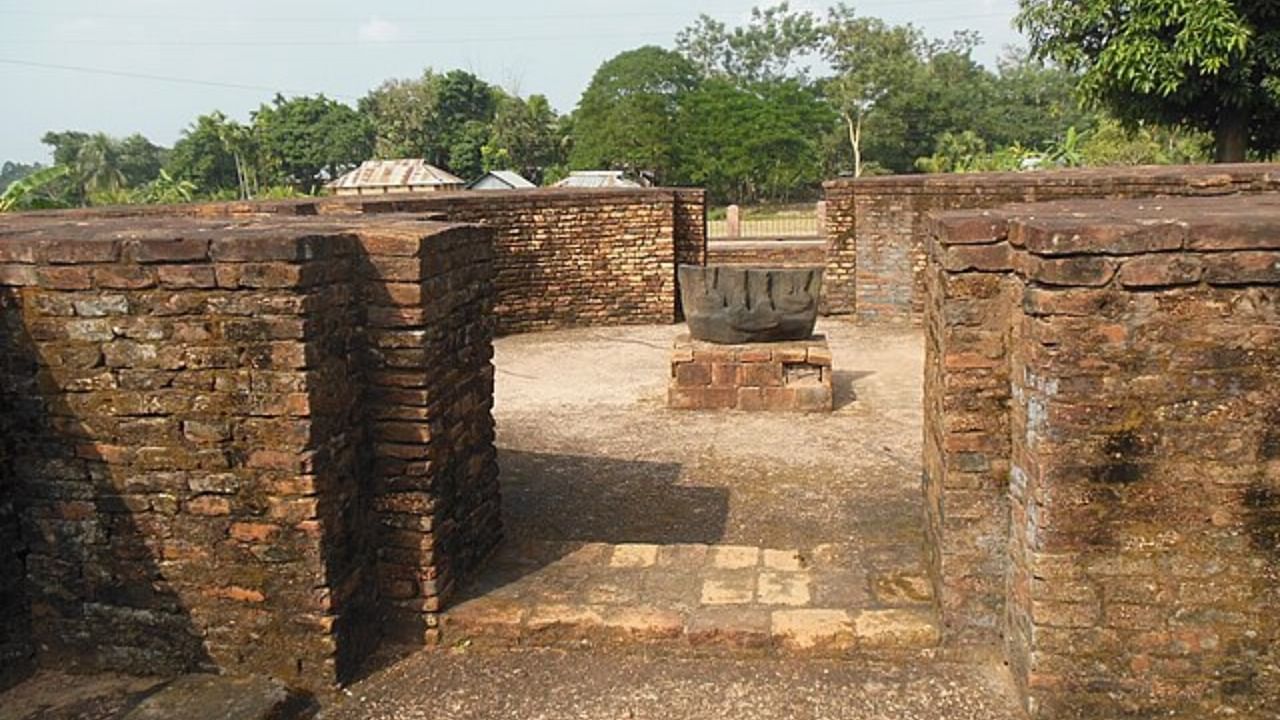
left=928, top=194, right=1280, bottom=718
left=0, top=214, right=500, bottom=693
left=824, top=164, right=1280, bottom=322
left=669, top=335, right=834, bottom=412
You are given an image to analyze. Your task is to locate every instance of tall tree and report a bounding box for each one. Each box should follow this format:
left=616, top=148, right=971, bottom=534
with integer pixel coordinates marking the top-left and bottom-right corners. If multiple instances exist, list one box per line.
left=483, top=93, right=564, bottom=184
left=0, top=161, right=43, bottom=193
left=677, top=2, right=823, bottom=83
left=821, top=8, right=928, bottom=177
left=360, top=71, right=441, bottom=159
left=1016, top=0, right=1275, bottom=161
left=116, top=134, right=168, bottom=188
left=571, top=46, right=701, bottom=181
left=673, top=79, right=834, bottom=203
left=253, top=94, right=374, bottom=192
left=167, top=112, right=244, bottom=196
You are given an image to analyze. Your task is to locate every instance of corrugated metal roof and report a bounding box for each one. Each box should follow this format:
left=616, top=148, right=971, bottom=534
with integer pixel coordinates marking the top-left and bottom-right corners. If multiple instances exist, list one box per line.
left=467, top=170, right=536, bottom=190
left=551, top=171, right=642, bottom=189
left=327, top=160, right=465, bottom=190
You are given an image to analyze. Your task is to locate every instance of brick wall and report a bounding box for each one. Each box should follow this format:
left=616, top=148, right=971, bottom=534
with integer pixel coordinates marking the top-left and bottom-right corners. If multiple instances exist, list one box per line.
left=928, top=195, right=1280, bottom=718
left=0, top=213, right=499, bottom=693
left=825, top=164, right=1280, bottom=322
left=20, top=188, right=708, bottom=336
left=706, top=240, right=827, bottom=268
left=0, top=286, right=32, bottom=691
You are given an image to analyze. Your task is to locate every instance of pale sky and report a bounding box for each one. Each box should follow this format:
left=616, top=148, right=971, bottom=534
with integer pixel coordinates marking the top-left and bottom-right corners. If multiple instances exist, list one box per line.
left=0, top=0, right=1023, bottom=163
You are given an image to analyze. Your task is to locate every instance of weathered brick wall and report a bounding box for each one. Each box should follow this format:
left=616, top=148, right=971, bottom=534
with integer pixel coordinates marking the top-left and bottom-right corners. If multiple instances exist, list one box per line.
left=826, top=164, right=1280, bottom=322
left=0, top=287, right=33, bottom=691
left=0, top=214, right=499, bottom=693
left=706, top=240, right=827, bottom=268
left=928, top=195, right=1280, bottom=718
left=21, top=188, right=708, bottom=336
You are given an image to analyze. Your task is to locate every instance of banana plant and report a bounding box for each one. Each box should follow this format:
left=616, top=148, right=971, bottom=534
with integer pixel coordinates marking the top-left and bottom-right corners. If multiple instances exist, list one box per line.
left=0, top=165, right=71, bottom=213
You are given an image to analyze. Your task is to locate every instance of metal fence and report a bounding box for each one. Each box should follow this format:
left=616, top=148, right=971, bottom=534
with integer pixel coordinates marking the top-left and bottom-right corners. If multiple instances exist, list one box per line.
left=708, top=203, right=825, bottom=240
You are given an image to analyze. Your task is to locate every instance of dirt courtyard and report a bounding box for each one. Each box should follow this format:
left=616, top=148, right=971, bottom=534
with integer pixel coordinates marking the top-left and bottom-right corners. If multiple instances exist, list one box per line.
left=493, top=319, right=926, bottom=552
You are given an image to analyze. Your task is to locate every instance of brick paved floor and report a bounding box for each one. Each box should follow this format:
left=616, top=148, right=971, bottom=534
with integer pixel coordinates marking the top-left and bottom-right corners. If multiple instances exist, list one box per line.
left=445, top=320, right=933, bottom=655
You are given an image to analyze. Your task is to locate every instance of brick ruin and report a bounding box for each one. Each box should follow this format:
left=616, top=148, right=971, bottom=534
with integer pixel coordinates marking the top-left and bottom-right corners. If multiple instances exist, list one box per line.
left=927, top=195, right=1280, bottom=717
left=823, top=165, right=1280, bottom=322
left=1, top=177, right=1278, bottom=717
left=0, top=214, right=501, bottom=692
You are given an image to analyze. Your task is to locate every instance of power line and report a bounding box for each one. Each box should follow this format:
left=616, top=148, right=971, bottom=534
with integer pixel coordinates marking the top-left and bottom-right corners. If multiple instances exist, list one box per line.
left=0, top=1, right=996, bottom=25
left=0, top=59, right=357, bottom=100
left=0, top=12, right=1012, bottom=50
left=0, top=31, right=679, bottom=49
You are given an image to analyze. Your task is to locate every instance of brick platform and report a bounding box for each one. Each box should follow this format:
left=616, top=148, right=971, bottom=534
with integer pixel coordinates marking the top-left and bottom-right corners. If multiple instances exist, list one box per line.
left=668, top=335, right=833, bottom=412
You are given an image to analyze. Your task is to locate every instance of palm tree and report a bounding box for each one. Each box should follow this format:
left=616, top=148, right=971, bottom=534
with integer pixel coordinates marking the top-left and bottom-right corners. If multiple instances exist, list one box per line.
left=74, top=133, right=127, bottom=204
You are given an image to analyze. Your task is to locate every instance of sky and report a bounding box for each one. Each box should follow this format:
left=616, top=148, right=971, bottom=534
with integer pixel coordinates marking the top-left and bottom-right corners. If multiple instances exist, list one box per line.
left=0, top=0, right=1024, bottom=164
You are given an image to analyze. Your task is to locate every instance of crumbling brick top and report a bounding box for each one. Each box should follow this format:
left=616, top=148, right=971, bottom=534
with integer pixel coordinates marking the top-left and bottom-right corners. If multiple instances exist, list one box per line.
left=930, top=194, right=1280, bottom=256
left=0, top=214, right=468, bottom=266
left=824, top=163, right=1280, bottom=194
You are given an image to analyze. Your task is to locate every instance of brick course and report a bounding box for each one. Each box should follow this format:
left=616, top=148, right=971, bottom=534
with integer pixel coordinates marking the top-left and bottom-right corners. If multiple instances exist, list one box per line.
left=669, top=335, right=833, bottom=412
left=927, top=194, right=1280, bottom=718
left=30, top=188, right=708, bottom=336
left=824, top=165, right=1280, bottom=322
left=706, top=240, right=827, bottom=268
left=0, top=214, right=499, bottom=693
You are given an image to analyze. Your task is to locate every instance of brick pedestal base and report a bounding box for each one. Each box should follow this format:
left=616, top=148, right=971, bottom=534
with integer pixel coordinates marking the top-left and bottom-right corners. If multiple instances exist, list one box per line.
left=668, top=335, right=833, bottom=412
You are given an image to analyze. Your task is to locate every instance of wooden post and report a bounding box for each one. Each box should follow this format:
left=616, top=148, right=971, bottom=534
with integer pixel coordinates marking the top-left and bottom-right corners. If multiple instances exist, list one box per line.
left=727, top=205, right=741, bottom=239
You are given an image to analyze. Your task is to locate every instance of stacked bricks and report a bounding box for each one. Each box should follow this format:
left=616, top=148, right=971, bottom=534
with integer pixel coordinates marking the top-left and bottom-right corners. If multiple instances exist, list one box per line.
left=928, top=194, right=1280, bottom=718
left=17, top=187, right=710, bottom=337
left=0, top=286, right=32, bottom=690
left=359, top=225, right=500, bottom=644
left=824, top=164, right=1280, bottom=322
left=668, top=335, right=833, bottom=412
left=0, top=213, right=500, bottom=694
left=706, top=240, right=828, bottom=268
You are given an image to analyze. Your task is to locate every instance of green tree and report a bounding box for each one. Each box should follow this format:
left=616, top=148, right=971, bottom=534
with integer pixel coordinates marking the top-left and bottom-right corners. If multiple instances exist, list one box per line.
left=677, top=2, right=823, bottom=83
left=253, top=94, right=373, bottom=192
left=821, top=8, right=929, bottom=177
left=167, top=112, right=244, bottom=196
left=673, top=79, right=834, bottom=203
left=571, top=46, right=701, bottom=181
left=483, top=93, right=564, bottom=183
left=360, top=71, right=441, bottom=159
left=981, top=48, right=1092, bottom=151
left=1016, top=0, right=1275, bottom=161
left=116, top=134, right=167, bottom=187
left=1, top=161, right=44, bottom=193
left=0, top=165, right=71, bottom=212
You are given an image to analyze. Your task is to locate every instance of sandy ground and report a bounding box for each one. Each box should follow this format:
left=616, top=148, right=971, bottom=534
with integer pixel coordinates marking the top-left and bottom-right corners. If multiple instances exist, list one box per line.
left=492, top=319, right=925, bottom=552
left=323, top=647, right=1025, bottom=720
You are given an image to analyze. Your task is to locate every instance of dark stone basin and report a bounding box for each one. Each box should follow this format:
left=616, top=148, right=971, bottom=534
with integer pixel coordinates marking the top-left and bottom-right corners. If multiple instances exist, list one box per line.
left=679, top=265, right=823, bottom=344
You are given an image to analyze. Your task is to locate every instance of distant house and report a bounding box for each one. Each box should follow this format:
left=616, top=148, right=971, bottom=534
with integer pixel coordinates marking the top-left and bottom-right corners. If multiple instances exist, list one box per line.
left=327, top=159, right=465, bottom=196
left=467, top=170, right=536, bottom=191
left=551, top=171, right=643, bottom=189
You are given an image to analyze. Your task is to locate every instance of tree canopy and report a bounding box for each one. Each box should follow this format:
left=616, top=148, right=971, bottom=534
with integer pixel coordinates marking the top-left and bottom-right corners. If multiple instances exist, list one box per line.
left=5, top=2, right=1254, bottom=214
left=1017, top=0, right=1279, bottom=160
left=569, top=46, right=701, bottom=182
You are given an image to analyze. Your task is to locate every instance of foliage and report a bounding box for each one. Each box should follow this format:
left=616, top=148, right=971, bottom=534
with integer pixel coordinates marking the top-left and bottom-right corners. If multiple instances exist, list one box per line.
left=0, top=165, right=71, bottom=212
left=167, top=113, right=244, bottom=195
left=1079, top=117, right=1213, bottom=166
left=359, top=69, right=502, bottom=179
left=483, top=94, right=565, bottom=184
left=1016, top=0, right=1279, bottom=160
left=1, top=161, right=45, bottom=193
left=672, top=79, right=833, bottom=203
left=253, top=94, right=373, bottom=193
left=677, top=2, right=823, bottom=83
left=138, top=169, right=197, bottom=204
left=569, top=46, right=701, bottom=182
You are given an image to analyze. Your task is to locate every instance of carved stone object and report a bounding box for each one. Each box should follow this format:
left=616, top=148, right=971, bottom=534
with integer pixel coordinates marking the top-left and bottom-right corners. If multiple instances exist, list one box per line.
left=679, top=265, right=823, bottom=344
